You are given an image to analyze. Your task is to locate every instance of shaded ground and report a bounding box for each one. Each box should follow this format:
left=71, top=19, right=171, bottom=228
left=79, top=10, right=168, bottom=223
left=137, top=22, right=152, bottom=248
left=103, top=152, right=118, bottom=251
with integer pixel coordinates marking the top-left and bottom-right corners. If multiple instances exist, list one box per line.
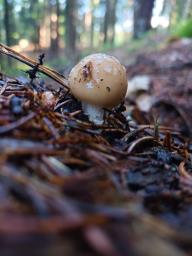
left=0, top=39, right=192, bottom=256
left=126, top=38, right=192, bottom=136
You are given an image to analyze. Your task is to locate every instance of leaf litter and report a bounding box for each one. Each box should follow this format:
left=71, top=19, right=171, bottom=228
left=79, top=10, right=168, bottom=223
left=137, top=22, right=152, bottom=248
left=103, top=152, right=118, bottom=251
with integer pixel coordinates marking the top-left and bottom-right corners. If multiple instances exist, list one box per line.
left=0, top=40, right=192, bottom=255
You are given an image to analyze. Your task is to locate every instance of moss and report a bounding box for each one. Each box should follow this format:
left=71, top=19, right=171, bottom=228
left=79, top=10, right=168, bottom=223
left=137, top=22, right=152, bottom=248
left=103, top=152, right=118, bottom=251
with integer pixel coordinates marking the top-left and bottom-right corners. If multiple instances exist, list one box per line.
left=173, top=19, right=192, bottom=38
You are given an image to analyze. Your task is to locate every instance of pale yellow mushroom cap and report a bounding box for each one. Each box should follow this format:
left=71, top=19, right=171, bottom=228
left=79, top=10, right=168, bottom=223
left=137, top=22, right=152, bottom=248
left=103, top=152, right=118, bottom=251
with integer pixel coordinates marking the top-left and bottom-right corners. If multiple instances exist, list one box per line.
left=68, top=53, right=128, bottom=108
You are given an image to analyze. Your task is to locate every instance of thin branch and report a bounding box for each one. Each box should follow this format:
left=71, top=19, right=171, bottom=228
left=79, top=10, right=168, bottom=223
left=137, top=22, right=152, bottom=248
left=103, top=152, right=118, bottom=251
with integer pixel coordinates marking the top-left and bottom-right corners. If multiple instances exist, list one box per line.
left=0, top=43, right=69, bottom=90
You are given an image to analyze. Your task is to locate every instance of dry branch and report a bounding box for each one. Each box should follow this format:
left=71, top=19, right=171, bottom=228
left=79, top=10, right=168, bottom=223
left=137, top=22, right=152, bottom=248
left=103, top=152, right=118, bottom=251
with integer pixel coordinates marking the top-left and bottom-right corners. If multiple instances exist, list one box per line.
left=0, top=43, right=69, bottom=89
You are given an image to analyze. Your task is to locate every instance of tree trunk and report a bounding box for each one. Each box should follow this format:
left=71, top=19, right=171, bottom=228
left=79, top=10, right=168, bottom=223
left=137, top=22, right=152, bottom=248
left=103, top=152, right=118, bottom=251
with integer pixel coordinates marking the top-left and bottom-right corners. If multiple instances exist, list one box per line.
left=103, top=0, right=110, bottom=43
left=133, top=0, right=155, bottom=39
left=3, top=0, right=11, bottom=46
left=109, top=0, right=117, bottom=45
left=29, top=0, right=41, bottom=50
left=103, top=0, right=117, bottom=45
left=65, top=0, right=77, bottom=59
left=50, top=0, right=60, bottom=53
left=90, top=0, right=95, bottom=48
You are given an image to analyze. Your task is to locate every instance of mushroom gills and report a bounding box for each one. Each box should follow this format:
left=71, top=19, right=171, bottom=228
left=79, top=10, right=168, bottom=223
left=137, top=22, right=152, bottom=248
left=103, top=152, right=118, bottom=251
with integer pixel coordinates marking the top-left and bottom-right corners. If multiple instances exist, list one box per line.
left=82, top=102, right=104, bottom=125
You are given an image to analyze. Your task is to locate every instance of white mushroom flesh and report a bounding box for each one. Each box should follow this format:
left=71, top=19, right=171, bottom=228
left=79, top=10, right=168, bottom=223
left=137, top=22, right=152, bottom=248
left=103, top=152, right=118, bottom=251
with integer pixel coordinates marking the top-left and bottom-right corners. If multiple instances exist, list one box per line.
left=82, top=102, right=104, bottom=125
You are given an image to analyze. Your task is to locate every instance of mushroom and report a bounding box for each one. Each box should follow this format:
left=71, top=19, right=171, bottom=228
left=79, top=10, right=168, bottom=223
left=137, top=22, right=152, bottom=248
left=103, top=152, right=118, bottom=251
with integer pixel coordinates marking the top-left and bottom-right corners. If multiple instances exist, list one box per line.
left=68, top=53, right=128, bottom=125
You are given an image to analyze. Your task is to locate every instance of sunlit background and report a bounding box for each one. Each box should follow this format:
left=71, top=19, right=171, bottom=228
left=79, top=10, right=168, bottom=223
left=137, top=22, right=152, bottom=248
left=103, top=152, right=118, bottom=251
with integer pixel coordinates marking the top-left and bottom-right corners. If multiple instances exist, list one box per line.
left=0, top=0, right=191, bottom=72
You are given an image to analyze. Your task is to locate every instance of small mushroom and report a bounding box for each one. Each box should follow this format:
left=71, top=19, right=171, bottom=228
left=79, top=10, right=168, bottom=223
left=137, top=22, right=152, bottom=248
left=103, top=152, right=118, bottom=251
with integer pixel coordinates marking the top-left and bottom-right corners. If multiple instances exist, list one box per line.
left=68, top=53, right=128, bottom=125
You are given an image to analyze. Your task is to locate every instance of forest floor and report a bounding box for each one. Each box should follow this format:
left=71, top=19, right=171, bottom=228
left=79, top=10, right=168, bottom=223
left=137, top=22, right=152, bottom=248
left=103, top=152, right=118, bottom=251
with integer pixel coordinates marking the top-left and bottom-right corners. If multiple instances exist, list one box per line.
left=0, top=38, right=192, bottom=256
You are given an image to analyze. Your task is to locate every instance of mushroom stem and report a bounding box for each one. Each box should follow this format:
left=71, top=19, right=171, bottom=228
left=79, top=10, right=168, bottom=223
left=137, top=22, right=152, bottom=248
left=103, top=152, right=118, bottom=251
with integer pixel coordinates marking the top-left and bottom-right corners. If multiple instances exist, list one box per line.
left=82, top=102, right=104, bottom=125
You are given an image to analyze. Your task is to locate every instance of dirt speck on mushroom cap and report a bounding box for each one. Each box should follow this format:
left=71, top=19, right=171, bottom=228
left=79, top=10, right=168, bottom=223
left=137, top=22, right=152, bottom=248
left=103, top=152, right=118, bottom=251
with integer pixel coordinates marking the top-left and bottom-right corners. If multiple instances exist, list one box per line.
left=68, top=53, right=128, bottom=108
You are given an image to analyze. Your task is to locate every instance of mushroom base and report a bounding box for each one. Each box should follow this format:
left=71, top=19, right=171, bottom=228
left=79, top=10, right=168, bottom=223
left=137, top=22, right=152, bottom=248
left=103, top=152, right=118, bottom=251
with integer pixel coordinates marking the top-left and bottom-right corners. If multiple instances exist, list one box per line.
left=82, top=102, right=104, bottom=125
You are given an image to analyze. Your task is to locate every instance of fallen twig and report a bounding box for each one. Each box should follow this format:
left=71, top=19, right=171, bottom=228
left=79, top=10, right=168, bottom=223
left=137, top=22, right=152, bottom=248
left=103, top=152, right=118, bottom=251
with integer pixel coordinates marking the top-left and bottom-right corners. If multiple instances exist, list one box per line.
left=0, top=43, right=69, bottom=90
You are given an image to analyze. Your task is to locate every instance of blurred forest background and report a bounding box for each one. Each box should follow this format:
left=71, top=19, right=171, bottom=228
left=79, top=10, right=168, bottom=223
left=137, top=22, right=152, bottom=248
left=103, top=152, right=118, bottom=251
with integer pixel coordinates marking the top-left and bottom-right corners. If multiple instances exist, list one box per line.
left=0, top=0, right=192, bottom=74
